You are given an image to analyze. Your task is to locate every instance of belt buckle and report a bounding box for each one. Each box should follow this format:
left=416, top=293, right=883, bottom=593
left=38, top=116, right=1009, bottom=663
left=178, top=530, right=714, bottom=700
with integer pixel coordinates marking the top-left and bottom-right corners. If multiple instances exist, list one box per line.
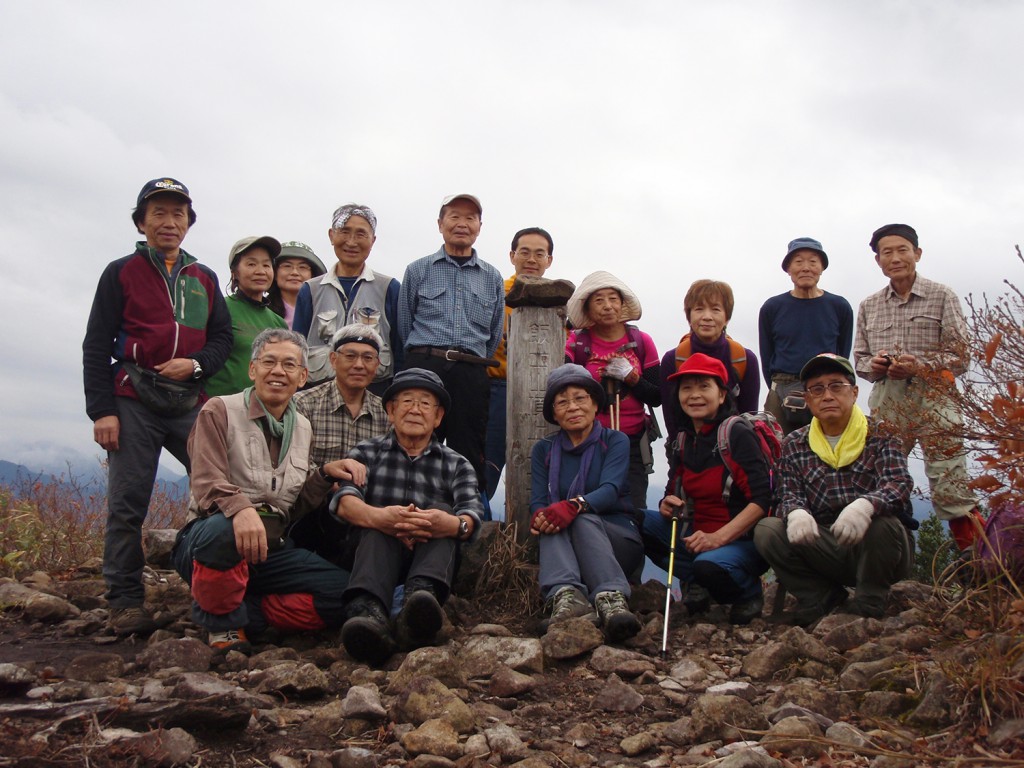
left=444, top=349, right=458, bottom=362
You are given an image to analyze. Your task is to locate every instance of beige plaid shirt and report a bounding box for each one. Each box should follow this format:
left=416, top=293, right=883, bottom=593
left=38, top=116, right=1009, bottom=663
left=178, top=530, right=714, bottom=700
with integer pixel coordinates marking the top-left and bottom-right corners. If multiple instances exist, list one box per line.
left=853, top=273, right=968, bottom=382
left=293, top=380, right=390, bottom=466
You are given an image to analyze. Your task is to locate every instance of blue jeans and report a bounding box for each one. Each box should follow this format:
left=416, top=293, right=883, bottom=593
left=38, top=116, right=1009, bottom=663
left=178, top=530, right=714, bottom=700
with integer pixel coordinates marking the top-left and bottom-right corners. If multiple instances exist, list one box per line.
left=105, top=397, right=197, bottom=608
left=642, top=509, right=766, bottom=603
left=539, top=513, right=643, bottom=601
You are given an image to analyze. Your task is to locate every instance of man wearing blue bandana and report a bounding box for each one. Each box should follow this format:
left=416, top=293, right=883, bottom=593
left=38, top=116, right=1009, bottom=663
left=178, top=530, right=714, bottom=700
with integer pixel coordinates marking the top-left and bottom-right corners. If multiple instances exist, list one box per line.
left=754, top=354, right=916, bottom=627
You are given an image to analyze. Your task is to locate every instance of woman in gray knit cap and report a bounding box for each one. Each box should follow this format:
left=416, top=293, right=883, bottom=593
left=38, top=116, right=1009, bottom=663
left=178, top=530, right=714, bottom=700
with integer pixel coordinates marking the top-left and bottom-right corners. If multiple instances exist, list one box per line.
left=530, top=363, right=644, bottom=643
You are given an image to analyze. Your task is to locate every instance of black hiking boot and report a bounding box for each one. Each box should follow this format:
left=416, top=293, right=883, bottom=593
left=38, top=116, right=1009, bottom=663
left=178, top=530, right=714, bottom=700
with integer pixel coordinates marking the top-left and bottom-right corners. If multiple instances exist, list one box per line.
left=341, top=595, right=396, bottom=666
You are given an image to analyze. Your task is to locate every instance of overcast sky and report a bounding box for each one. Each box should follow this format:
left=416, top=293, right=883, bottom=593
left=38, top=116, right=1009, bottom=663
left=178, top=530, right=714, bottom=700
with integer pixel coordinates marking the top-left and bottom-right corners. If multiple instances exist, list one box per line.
left=0, top=1, right=1020, bottom=488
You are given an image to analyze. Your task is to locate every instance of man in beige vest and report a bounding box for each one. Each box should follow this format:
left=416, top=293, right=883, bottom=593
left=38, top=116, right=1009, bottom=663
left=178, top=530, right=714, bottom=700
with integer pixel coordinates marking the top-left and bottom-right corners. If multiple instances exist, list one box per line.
left=172, top=329, right=361, bottom=654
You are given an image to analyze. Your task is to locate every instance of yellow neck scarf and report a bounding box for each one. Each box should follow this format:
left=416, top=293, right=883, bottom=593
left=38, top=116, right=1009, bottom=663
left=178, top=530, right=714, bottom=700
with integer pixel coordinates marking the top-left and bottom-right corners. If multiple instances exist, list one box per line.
left=808, top=405, right=868, bottom=469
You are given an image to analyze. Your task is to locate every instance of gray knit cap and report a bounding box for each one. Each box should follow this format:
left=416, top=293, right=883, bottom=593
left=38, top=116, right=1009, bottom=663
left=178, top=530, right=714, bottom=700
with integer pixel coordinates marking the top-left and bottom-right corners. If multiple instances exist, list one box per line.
left=542, top=363, right=606, bottom=424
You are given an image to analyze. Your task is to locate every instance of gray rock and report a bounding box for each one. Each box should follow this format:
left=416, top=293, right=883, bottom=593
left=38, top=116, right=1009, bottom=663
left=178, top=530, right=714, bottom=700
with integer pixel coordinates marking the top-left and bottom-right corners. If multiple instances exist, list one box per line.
left=24, top=592, right=80, bottom=623
left=461, top=635, right=544, bottom=676
left=717, top=749, right=782, bottom=768
left=839, top=656, right=900, bottom=691
left=469, top=623, right=512, bottom=636
left=590, top=645, right=656, bottom=677
left=63, top=652, right=125, bottom=683
left=137, top=637, right=213, bottom=673
left=821, top=618, right=872, bottom=652
left=409, top=756, right=457, bottom=768
left=740, top=641, right=795, bottom=680
left=144, top=529, right=179, bottom=568
left=304, top=700, right=345, bottom=736
left=592, top=673, right=644, bottom=712
left=859, top=691, right=911, bottom=719
left=761, top=715, right=824, bottom=759
left=0, top=663, right=35, bottom=696
left=540, top=618, right=603, bottom=660
left=988, top=718, right=1024, bottom=748
left=565, top=721, right=597, bottom=748
left=778, top=626, right=836, bottom=664
left=401, top=718, right=463, bottom=759
left=249, top=646, right=301, bottom=669
left=906, top=671, right=954, bottom=727
left=826, top=721, right=875, bottom=749
left=489, top=665, right=538, bottom=697
left=268, top=754, right=303, bottom=768
left=620, top=730, right=656, bottom=756
left=765, top=702, right=833, bottom=729
left=484, top=723, right=528, bottom=760
left=463, top=732, right=490, bottom=758
left=0, top=580, right=39, bottom=607
left=330, top=747, right=379, bottom=768
left=256, top=662, right=329, bottom=699
left=452, top=520, right=501, bottom=594
left=391, top=676, right=476, bottom=733
left=664, top=656, right=717, bottom=688
left=341, top=684, right=387, bottom=719
left=706, top=681, right=757, bottom=701
left=686, top=694, right=766, bottom=743
left=764, top=682, right=844, bottom=721
left=170, top=672, right=242, bottom=699
left=131, top=727, right=200, bottom=767
left=389, top=646, right=467, bottom=691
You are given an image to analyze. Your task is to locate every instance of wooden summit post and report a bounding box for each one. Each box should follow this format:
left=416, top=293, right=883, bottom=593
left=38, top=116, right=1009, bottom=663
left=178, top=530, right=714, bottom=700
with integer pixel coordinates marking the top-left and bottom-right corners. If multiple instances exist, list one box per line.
left=505, top=305, right=567, bottom=543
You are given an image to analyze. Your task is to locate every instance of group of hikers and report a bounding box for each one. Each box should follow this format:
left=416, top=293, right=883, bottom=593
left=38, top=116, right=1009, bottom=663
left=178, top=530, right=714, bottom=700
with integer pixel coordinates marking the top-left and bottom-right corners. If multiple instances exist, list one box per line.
left=82, top=177, right=984, bottom=666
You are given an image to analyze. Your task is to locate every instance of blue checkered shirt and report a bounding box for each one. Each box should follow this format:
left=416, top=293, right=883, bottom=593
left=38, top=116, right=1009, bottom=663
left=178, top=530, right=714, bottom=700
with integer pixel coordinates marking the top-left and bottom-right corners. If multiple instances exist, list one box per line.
left=397, top=247, right=505, bottom=358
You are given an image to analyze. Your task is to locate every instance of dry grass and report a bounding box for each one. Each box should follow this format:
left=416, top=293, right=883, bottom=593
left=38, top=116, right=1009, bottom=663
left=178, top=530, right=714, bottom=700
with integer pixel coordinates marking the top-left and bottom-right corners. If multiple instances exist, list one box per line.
left=0, top=471, right=187, bottom=578
left=469, top=522, right=543, bottom=628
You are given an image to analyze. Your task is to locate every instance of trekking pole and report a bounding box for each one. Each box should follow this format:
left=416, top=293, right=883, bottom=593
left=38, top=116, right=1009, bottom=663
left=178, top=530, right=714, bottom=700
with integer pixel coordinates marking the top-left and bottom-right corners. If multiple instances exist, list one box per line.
left=603, top=376, right=622, bottom=431
left=660, top=508, right=679, bottom=659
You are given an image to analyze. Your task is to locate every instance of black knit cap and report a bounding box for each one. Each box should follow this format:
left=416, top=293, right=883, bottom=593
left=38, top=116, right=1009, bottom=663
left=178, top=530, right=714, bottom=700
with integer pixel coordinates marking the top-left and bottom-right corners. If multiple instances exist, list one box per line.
left=870, top=224, right=918, bottom=253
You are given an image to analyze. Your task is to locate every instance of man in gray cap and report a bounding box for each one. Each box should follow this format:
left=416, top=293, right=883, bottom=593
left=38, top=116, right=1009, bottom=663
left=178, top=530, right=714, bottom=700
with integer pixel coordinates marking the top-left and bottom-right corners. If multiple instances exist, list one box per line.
left=398, top=194, right=505, bottom=492
left=853, top=223, right=982, bottom=554
left=758, top=237, right=854, bottom=433
left=294, top=203, right=401, bottom=395
left=335, top=368, right=484, bottom=666
left=754, top=353, right=915, bottom=626
left=83, top=177, right=232, bottom=636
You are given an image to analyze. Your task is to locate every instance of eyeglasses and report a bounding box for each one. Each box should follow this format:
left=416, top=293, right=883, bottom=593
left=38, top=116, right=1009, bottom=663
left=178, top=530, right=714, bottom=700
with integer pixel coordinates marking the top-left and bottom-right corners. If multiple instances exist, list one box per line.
left=553, top=394, right=593, bottom=412
left=804, top=381, right=853, bottom=398
left=395, top=396, right=438, bottom=411
left=337, top=351, right=379, bottom=365
left=255, top=356, right=304, bottom=374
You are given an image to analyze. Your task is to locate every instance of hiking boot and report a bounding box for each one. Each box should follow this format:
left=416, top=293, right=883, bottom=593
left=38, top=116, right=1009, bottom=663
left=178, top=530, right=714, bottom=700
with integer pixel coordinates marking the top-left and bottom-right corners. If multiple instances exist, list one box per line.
left=729, top=596, right=764, bottom=625
left=837, top=595, right=885, bottom=619
left=505, top=276, right=577, bottom=308
left=681, top=583, right=712, bottom=616
left=595, top=591, right=641, bottom=643
left=540, top=586, right=598, bottom=632
left=208, top=628, right=251, bottom=654
left=395, top=582, right=444, bottom=650
left=791, top=586, right=849, bottom=627
left=341, top=595, right=396, bottom=666
left=108, top=605, right=170, bottom=637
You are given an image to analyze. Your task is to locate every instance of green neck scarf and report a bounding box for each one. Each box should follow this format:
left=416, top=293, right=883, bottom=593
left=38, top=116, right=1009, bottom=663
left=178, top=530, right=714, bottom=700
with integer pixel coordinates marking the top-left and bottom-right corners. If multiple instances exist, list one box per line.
left=243, top=387, right=296, bottom=461
left=808, top=404, right=868, bottom=469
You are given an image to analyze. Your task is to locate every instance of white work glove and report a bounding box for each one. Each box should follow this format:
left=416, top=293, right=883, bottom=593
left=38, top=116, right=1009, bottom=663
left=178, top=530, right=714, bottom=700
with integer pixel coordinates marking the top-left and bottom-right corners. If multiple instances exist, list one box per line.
left=603, top=357, right=634, bottom=382
left=831, top=498, right=874, bottom=547
left=786, top=509, right=819, bottom=546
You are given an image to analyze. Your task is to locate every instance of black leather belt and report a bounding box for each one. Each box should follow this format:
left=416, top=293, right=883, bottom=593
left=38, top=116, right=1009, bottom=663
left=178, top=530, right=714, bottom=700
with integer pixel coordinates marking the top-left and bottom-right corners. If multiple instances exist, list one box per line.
left=408, top=346, right=499, bottom=367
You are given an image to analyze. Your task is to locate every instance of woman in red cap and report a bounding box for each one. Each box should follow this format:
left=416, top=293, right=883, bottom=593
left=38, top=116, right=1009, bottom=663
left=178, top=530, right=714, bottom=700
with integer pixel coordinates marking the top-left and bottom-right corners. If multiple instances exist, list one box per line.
left=643, top=353, right=771, bottom=625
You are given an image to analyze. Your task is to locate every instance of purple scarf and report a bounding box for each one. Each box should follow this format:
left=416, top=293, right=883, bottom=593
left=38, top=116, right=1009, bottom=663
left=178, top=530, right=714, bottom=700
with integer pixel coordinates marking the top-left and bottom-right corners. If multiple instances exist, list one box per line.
left=547, top=422, right=605, bottom=504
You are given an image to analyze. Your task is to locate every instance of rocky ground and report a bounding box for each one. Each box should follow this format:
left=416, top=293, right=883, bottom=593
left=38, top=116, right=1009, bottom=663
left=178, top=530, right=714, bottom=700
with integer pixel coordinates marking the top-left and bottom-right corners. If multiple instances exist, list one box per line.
left=0, top=526, right=1022, bottom=768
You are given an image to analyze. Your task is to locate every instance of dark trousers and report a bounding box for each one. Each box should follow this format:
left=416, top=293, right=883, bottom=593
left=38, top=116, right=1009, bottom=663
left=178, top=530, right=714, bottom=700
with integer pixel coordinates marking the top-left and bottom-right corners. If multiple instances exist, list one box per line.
left=173, top=513, right=348, bottom=633
left=105, top=397, right=197, bottom=608
left=404, top=352, right=490, bottom=488
left=343, top=528, right=458, bottom=611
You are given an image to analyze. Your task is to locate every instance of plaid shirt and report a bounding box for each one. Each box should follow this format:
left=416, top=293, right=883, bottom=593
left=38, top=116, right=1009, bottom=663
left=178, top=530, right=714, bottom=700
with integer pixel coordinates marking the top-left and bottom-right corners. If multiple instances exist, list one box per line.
left=775, top=419, right=912, bottom=526
left=293, top=381, right=389, bottom=466
left=336, top=433, right=483, bottom=525
left=853, top=274, right=968, bottom=381
left=397, top=247, right=505, bottom=358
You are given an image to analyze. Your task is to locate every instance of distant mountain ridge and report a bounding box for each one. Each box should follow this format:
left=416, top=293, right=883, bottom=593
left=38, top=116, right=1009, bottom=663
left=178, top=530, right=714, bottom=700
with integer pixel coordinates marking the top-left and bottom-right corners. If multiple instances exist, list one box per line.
left=0, top=458, right=188, bottom=498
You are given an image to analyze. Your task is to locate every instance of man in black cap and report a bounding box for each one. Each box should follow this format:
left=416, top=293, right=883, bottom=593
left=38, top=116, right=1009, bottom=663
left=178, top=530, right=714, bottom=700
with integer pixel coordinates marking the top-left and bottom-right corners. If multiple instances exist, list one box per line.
left=758, top=237, right=854, bottom=434
left=83, top=178, right=232, bottom=636
left=852, top=224, right=982, bottom=554
left=334, top=368, right=484, bottom=666
left=755, top=353, right=915, bottom=626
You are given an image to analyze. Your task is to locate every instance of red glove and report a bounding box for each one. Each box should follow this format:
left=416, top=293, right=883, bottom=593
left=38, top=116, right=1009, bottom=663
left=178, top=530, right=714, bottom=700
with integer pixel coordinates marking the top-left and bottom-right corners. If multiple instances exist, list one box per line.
left=531, top=499, right=581, bottom=530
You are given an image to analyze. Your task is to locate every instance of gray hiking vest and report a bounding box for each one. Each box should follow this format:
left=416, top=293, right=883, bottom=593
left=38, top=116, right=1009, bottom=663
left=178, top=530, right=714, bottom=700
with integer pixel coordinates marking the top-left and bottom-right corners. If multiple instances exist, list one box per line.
left=305, top=268, right=396, bottom=385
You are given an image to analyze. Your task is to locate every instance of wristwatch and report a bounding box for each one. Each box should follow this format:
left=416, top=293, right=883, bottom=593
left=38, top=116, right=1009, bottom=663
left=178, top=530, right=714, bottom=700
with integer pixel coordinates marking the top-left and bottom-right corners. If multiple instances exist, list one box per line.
left=573, top=496, right=592, bottom=514
left=191, top=358, right=203, bottom=379
left=457, top=516, right=471, bottom=540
